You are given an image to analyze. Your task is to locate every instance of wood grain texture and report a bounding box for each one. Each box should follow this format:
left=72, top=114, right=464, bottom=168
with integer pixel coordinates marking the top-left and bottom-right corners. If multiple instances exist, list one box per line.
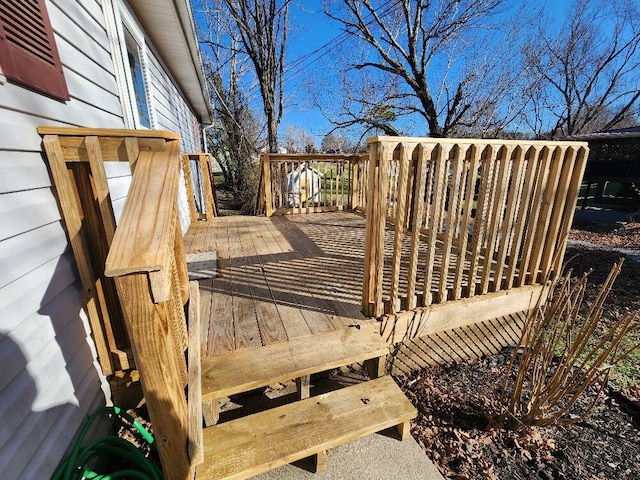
left=196, top=376, right=416, bottom=480
left=201, top=326, right=389, bottom=400
left=42, top=135, right=113, bottom=375
left=181, top=154, right=198, bottom=223
left=37, top=126, right=180, bottom=140
left=105, top=140, right=180, bottom=303
left=362, top=137, right=588, bottom=319
left=188, top=281, right=204, bottom=466
left=114, top=273, right=193, bottom=480
left=381, top=284, right=546, bottom=344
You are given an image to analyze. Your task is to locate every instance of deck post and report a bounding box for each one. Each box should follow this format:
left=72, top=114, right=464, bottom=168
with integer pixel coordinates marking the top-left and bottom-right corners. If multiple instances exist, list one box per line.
left=114, top=272, right=193, bottom=480
left=350, top=156, right=360, bottom=210
left=362, top=142, right=388, bottom=317
left=262, top=154, right=274, bottom=217
left=181, top=154, right=199, bottom=223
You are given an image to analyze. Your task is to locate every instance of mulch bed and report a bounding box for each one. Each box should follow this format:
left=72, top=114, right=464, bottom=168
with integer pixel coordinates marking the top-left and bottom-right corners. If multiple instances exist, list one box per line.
left=399, top=221, right=640, bottom=480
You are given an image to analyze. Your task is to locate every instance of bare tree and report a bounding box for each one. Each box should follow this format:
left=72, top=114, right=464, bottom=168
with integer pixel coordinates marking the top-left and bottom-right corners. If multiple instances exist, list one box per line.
left=325, top=0, right=525, bottom=137
left=197, top=7, right=263, bottom=212
left=320, top=132, right=355, bottom=153
left=522, top=0, right=640, bottom=138
left=208, top=0, right=290, bottom=152
left=282, top=125, right=317, bottom=153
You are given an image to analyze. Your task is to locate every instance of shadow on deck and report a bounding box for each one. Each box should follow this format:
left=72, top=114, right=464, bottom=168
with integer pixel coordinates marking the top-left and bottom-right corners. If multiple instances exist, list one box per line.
left=184, top=212, right=370, bottom=357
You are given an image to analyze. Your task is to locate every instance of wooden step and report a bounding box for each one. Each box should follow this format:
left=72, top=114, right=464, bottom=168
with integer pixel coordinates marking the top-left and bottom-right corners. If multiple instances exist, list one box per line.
left=201, top=325, right=389, bottom=403
left=195, top=376, right=417, bottom=480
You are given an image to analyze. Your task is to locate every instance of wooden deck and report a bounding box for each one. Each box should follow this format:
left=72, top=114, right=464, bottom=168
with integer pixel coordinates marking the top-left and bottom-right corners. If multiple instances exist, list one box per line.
left=184, top=212, right=369, bottom=356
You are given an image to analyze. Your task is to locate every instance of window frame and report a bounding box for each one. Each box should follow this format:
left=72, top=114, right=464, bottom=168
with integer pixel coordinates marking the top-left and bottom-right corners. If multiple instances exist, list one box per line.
left=103, top=0, right=156, bottom=129
left=0, top=0, right=70, bottom=100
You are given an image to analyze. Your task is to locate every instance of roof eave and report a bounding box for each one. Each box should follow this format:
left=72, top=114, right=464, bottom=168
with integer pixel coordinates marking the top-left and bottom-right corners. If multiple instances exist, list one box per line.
left=130, top=0, right=212, bottom=124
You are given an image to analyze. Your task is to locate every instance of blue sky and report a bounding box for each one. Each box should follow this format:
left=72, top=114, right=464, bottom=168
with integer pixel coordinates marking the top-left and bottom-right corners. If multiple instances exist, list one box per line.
left=276, top=0, right=576, bottom=144
left=195, top=0, right=577, bottom=144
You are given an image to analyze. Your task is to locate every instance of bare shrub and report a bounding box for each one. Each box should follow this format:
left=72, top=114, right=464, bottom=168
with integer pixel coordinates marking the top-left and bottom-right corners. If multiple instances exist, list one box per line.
left=499, top=259, right=639, bottom=429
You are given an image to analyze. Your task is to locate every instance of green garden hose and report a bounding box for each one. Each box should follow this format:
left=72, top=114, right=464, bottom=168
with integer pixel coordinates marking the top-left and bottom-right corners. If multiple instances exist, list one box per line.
left=52, top=406, right=163, bottom=480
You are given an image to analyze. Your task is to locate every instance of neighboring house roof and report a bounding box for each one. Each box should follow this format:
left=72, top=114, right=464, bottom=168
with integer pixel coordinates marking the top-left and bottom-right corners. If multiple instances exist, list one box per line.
left=567, top=126, right=640, bottom=141
left=130, top=0, right=212, bottom=124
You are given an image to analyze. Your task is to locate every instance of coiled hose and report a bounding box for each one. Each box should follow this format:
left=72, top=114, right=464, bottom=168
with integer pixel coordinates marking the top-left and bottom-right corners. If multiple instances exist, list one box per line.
left=52, top=406, right=163, bottom=480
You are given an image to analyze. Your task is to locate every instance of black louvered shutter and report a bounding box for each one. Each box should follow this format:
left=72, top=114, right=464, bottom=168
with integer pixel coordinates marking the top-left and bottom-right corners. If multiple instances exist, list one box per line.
left=0, top=0, right=70, bottom=100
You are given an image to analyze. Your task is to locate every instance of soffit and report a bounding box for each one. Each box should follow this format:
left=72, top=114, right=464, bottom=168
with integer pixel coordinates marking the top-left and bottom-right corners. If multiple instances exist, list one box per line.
left=129, top=0, right=211, bottom=124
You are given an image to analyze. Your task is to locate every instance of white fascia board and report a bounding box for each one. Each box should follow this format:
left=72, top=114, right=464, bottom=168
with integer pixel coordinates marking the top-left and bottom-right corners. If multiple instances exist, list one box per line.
left=129, top=0, right=212, bottom=124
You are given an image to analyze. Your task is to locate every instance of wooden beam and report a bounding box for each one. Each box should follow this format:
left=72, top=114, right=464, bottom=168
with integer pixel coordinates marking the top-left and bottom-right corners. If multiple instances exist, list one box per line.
left=367, top=135, right=588, bottom=149
left=181, top=154, right=199, bottom=224
left=85, top=136, right=117, bottom=244
left=188, top=281, right=204, bottom=467
left=201, top=327, right=389, bottom=401
left=42, top=135, right=114, bottom=375
left=43, top=136, right=169, bottom=162
left=37, top=125, right=180, bottom=140
left=199, top=154, right=216, bottom=221
left=197, top=376, right=416, bottom=480
left=114, top=273, right=193, bottom=480
left=380, top=284, right=548, bottom=344
left=105, top=141, right=180, bottom=303
left=262, top=154, right=274, bottom=217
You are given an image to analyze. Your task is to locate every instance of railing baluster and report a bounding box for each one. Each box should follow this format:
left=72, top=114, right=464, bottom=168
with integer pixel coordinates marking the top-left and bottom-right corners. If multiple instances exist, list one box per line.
left=529, top=146, right=567, bottom=281
left=480, top=146, right=513, bottom=295
left=438, top=145, right=467, bottom=303
left=547, top=146, right=588, bottom=276
left=505, top=146, right=539, bottom=288
left=517, top=147, right=553, bottom=286
left=423, top=144, right=450, bottom=305
left=452, top=145, right=479, bottom=300
left=388, top=144, right=411, bottom=313
left=467, top=146, right=496, bottom=296
left=406, top=145, right=429, bottom=310
left=493, top=146, right=528, bottom=292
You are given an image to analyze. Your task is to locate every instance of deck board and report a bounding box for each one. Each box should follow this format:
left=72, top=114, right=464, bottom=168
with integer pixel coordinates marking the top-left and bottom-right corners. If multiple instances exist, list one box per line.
left=184, top=211, right=513, bottom=358
left=185, top=212, right=369, bottom=356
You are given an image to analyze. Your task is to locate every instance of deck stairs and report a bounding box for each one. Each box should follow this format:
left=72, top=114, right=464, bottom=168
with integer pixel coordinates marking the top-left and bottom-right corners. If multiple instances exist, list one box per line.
left=196, top=326, right=417, bottom=480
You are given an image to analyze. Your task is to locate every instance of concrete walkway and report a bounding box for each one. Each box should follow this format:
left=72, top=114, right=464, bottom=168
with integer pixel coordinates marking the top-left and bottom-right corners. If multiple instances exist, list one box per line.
left=253, top=429, right=445, bottom=480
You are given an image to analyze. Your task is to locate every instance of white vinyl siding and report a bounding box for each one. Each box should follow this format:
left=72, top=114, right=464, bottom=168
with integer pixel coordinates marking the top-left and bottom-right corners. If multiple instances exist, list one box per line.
left=0, top=0, right=204, bottom=473
left=0, top=1, right=119, bottom=478
left=147, top=48, right=202, bottom=232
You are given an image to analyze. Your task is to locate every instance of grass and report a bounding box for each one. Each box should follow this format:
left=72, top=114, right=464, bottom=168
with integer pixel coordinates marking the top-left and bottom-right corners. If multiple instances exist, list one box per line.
left=607, top=330, right=640, bottom=389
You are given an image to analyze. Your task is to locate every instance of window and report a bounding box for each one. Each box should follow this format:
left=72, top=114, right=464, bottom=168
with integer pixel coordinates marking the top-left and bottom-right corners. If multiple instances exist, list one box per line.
left=0, top=0, right=69, bottom=100
left=103, top=0, right=154, bottom=128
left=124, top=28, right=151, bottom=128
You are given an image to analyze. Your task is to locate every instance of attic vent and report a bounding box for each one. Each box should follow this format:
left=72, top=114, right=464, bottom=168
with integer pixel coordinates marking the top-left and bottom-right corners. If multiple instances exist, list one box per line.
left=0, top=0, right=69, bottom=100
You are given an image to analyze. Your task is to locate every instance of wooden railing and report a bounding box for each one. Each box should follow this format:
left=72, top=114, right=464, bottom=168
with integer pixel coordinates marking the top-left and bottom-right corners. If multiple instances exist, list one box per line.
left=363, top=137, right=589, bottom=320
left=39, top=127, right=182, bottom=377
left=181, top=153, right=218, bottom=222
left=256, top=153, right=369, bottom=216
left=40, top=127, right=202, bottom=478
left=104, top=136, right=200, bottom=479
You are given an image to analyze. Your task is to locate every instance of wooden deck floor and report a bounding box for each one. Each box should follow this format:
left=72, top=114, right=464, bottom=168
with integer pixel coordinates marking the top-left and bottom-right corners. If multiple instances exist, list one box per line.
left=184, top=212, right=369, bottom=356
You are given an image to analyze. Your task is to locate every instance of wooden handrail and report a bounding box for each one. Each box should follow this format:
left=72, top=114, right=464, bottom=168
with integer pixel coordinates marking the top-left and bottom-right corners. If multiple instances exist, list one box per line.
left=37, top=126, right=180, bottom=140
left=104, top=138, right=194, bottom=479
left=105, top=141, right=183, bottom=302
left=41, top=126, right=197, bottom=479
left=181, top=153, right=218, bottom=223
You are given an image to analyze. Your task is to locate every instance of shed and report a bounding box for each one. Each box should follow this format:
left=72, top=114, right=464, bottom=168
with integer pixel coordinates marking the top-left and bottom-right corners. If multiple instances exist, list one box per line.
left=285, top=163, right=324, bottom=207
left=568, top=126, right=640, bottom=211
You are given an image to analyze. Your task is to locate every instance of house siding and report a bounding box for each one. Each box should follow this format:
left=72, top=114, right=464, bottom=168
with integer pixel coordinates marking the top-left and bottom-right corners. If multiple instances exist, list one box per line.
left=147, top=46, right=202, bottom=232
left=0, top=0, right=206, bottom=477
